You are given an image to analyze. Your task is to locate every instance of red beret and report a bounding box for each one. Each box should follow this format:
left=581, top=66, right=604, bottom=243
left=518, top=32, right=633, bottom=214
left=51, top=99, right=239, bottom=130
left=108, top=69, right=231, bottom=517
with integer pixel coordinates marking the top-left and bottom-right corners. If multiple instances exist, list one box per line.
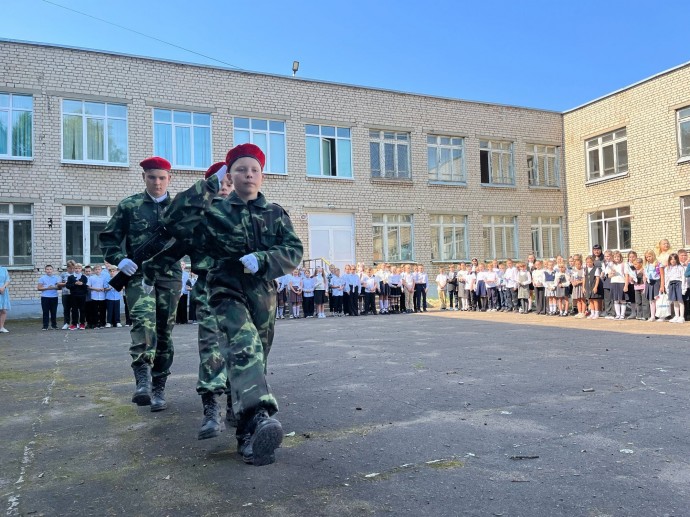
left=225, top=143, right=265, bottom=170
left=204, top=161, right=228, bottom=179
left=139, top=156, right=171, bottom=171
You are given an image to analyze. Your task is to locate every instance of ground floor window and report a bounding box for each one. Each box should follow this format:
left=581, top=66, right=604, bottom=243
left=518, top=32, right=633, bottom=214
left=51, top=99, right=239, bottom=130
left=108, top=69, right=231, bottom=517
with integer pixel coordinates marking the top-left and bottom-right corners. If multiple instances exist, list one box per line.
left=372, top=214, right=413, bottom=262
left=588, top=207, right=631, bottom=251
left=0, top=203, right=32, bottom=266
left=430, top=214, right=468, bottom=261
left=482, top=215, right=517, bottom=260
left=64, top=205, right=117, bottom=265
left=531, top=216, right=563, bottom=259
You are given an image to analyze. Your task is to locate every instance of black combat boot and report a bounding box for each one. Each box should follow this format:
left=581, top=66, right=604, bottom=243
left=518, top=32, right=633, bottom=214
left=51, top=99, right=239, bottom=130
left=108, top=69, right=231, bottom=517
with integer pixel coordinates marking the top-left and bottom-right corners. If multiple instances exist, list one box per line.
left=198, top=393, right=222, bottom=440
left=150, top=376, right=167, bottom=412
left=237, top=409, right=283, bottom=466
left=131, top=364, right=151, bottom=406
left=225, top=396, right=237, bottom=428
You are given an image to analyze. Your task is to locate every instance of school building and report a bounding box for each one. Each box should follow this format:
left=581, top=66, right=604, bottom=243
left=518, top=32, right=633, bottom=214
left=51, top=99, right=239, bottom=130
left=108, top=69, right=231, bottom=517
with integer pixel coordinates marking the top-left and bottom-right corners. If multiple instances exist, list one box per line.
left=1, top=38, right=689, bottom=307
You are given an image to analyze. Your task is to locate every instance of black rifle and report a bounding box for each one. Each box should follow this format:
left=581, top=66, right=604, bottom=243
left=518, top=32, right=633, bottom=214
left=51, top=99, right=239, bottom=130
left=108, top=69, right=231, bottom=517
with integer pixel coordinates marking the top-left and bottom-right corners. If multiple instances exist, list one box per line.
left=108, top=227, right=172, bottom=292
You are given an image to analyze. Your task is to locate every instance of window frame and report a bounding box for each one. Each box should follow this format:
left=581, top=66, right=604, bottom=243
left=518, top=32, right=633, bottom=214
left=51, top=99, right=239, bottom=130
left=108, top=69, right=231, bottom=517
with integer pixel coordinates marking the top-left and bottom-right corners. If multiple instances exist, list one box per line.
left=305, top=124, right=353, bottom=179
left=233, top=117, right=287, bottom=175
left=372, top=213, right=414, bottom=262
left=427, top=135, right=466, bottom=184
left=479, top=139, right=515, bottom=186
left=153, top=108, right=213, bottom=171
left=677, top=107, right=690, bottom=161
left=526, top=144, right=560, bottom=188
left=588, top=207, right=632, bottom=252
left=482, top=215, right=518, bottom=260
left=681, top=196, right=690, bottom=247
left=62, top=205, right=118, bottom=265
left=585, top=128, right=628, bottom=183
left=0, top=93, right=33, bottom=160
left=430, top=214, right=469, bottom=261
left=0, top=203, right=33, bottom=267
left=530, top=215, right=563, bottom=260
left=370, top=130, right=411, bottom=180
left=61, top=99, right=129, bottom=166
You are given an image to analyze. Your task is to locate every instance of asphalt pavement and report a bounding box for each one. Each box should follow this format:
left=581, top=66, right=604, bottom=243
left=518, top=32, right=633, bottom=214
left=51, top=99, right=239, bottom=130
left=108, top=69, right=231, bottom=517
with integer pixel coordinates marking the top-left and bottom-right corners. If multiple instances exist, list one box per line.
left=1, top=310, right=688, bottom=516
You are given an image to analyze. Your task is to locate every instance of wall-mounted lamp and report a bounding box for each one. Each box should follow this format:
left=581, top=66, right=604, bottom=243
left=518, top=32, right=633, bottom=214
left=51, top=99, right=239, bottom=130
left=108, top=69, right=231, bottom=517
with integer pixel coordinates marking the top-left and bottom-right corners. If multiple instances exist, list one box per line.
left=48, top=217, right=53, bottom=229
left=327, top=203, right=336, bottom=210
left=292, top=61, right=300, bottom=77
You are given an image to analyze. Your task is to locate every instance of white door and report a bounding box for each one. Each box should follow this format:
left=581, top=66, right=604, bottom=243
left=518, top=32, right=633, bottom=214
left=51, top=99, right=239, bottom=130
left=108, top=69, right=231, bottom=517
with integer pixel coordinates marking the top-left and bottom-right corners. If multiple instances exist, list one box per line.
left=308, top=213, right=355, bottom=273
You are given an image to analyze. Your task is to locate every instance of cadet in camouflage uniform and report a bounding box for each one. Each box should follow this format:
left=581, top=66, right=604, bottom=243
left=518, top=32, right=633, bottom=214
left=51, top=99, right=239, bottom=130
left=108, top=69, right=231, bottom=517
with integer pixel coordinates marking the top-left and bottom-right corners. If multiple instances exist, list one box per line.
left=142, top=162, right=235, bottom=440
left=163, top=143, right=303, bottom=466
left=99, top=156, right=181, bottom=411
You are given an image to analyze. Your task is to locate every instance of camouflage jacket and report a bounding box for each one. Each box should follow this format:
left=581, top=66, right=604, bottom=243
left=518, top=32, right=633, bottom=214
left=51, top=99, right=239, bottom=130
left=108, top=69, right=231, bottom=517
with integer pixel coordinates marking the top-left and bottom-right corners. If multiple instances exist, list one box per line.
left=163, top=176, right=303, bottom=281
left=99, top=191, right=181, bottom=282
left=142, top=239, right=213, bottom=285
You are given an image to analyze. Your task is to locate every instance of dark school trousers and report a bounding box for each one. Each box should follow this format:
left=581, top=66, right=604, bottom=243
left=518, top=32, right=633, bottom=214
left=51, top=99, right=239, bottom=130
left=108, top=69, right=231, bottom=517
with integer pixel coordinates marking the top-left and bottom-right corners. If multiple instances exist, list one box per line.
left=41, top=297, right=58, bottom=328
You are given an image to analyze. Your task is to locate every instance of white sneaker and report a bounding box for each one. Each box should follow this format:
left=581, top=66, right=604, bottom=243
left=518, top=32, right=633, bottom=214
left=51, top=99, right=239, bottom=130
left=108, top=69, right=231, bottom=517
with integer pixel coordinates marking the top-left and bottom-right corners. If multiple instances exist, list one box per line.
left=0, top=328, right=8, bottom=333
left=62, top=323, right=70, bottom=330
left=105, top=323, right=112, bottom=328
left=605, top=315, right=615, bottom=320
left=116, top=323, right=123, bottom=328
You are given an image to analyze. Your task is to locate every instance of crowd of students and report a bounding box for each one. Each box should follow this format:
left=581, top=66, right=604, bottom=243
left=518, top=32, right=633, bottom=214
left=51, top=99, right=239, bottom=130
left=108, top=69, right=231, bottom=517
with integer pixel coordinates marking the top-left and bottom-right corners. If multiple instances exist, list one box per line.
left=273, top=239, right=690, bottom=323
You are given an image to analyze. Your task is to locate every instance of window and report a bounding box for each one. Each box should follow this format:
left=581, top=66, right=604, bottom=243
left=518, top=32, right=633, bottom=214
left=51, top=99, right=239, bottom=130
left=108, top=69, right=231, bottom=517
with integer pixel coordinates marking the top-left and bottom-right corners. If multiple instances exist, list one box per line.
left=62, top=100, right=128, bottom=164
left=683, top=196, right=690, bottom=247
left=527, top=144, right=559, bottom=187
left=430, top=215, right=468, bottom=261
left=64, top=205, right=117, bottom=264
left=589, top=207, right=631, bottom=251
left=531, top=216, right=563, bottom=259
left=234, top=117, right=286, bottom=174
left=678, top=107, right=690, bottom=159
left=0, top=203, right=33, bottom=266
left=482, top=215, right=517, bottom=259
left=370, top=130, right=410, bottom=179
left=305, top=125, right=352, bottom=178
left=154, top=109, right=211, bottom=169
left=0, top=93, right=32, bottom=158
left=372, top=214, right=413, bottom=262
left=586, top=128, right=628, bottom=181
left=480, top=140, right=514, bottom=185
left=428, top=136, right=465, bottom=183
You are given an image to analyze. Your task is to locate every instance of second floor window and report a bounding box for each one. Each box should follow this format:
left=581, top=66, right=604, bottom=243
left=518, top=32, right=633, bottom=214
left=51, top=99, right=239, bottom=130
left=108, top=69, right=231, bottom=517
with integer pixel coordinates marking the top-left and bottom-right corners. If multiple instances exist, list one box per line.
left=62, top=100, right=128, bottom=165
left=234, top=117, right=286, bottom=174
left=370, top=130, right=410, bottom=179
left=480, top=140, right=514, bottom=185
left=586, top=128, right=628, bottom=181
left=428, top=136, right=465, bottom=183
left=0, top=93, right=33, bottom=158
left=527, top=144, right=559, bottom=187
left=154, top=109, right=211, bottom=169
left=305, top=125, right=352, bottom=178
left=678, top=107, right=690, bottom=159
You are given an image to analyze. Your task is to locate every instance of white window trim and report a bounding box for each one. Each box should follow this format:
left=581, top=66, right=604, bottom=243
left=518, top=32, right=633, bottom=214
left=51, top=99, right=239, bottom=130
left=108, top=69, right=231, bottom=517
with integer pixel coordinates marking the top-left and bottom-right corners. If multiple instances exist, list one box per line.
left=0, top=203, right=33, bottom=267
left=585, top=128, right=628, bottom=183
left=372, top=214, right=414, bottom=262
left=482, top=215, right=518, bottom=259
left=305, top=124, right=353, bottom=179
left=370, top=130, right=411, bottom=180
left=677, top=106, right=690, bottom=160
left=61, top=99, right=129, bottom=166
left=62, top=205, right=117, bottom=265
left=0, top=92, right=33, bottom=160
left=233, top=116, right=287, bottom=175
left=682, top=196, right=690, bottom=248
left=526, top=143, right=560, bottom=188
left=530, top=216, right=563, bottom=260
left=430, top=215, right=469, bottom=261
left=427, top=135, right=466, bottom=184
left=588, top=207, right=632, bottom=252
left=480, top=140, right=515, bottom=186
left=153, top=108, right=213, bottom=171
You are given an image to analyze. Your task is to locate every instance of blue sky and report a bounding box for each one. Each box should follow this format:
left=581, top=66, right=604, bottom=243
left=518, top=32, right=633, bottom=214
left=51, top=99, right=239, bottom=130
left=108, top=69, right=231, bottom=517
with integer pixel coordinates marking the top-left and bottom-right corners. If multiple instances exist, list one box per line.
left=3, top=0, right=690, bottom=111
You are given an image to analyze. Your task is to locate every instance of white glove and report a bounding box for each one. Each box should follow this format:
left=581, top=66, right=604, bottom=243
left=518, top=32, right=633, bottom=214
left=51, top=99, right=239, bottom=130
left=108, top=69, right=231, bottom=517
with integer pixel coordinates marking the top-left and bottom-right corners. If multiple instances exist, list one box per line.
left=239, top=254, right=259, bottom=274
left=141, top=279, right=154, bottom=295
left=214, top=164, right=228, bottom=183
left=118, top=258, right=138, bottom=276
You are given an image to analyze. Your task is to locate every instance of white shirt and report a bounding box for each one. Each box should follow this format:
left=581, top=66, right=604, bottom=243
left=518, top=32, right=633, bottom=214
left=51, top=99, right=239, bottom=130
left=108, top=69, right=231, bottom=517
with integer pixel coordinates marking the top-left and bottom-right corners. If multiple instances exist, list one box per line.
left=436, top=274, right=447, bottom=289
left=88, top=274, right=106, bottom=301
left=504, top=266, right=518, bottom=288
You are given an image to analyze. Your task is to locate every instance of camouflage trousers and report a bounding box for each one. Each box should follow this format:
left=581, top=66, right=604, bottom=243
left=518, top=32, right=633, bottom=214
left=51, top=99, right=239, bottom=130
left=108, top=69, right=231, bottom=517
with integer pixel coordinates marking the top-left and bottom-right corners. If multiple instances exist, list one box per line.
left=207, top=269, right=277, bottom=418
left=193, top=274, right=230, bottom=395
left=126, top=274, right=180, bottom=379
